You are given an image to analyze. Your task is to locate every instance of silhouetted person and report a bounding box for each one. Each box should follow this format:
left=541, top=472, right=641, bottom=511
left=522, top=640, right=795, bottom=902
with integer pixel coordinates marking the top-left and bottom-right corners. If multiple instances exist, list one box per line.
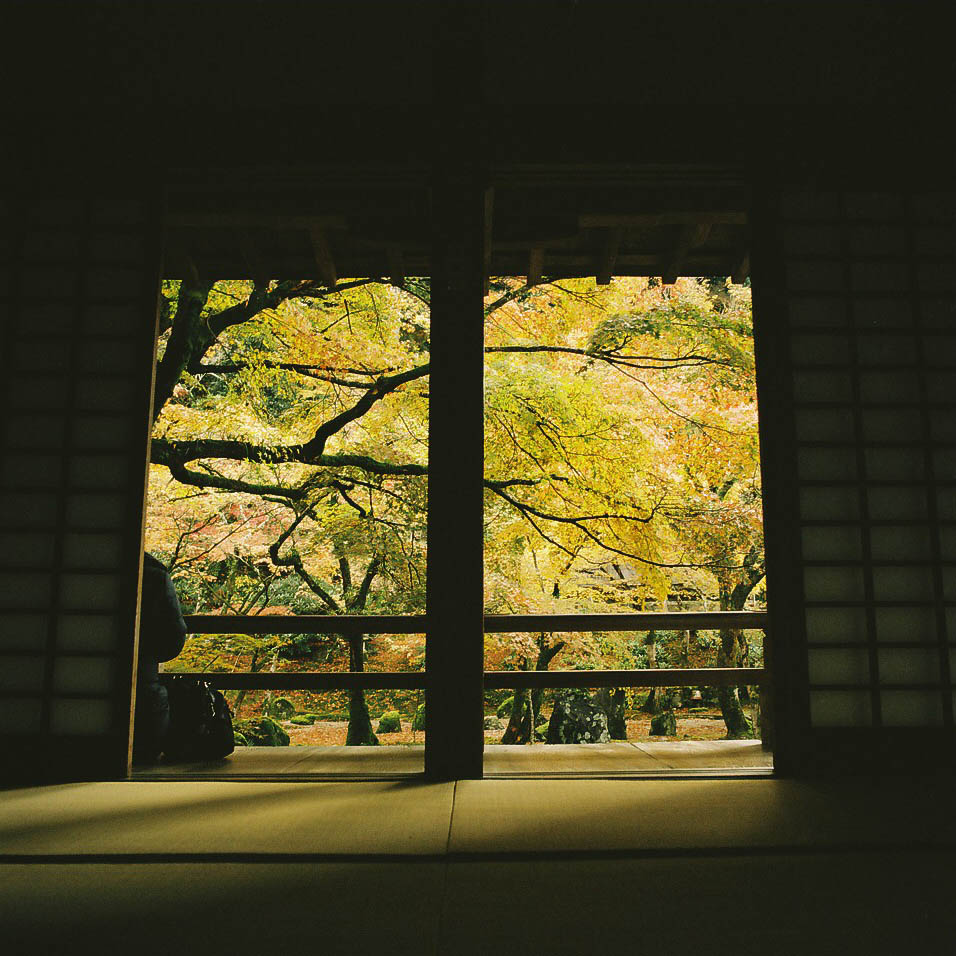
left=133, top=553, right=187, bottom=763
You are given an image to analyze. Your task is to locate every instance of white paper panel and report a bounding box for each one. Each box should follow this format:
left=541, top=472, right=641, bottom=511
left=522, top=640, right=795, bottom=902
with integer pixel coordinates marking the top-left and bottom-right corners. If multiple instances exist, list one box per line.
left=49, top=698, right=113, bottom=735
left=62, top=533, right=123, bottom=570
left=801, top=526, right=862, bottom=561
left=861, top=408, right=922, bottom=441
left=871, top=566, right=936, bottom=602
left=880, top=690, right=944, bottom=726
left=0, top=573, right=53, bottom=609
left=0, top=698, right=43, bottom=733
left=66, top=493, right=127, bottom=528
left=0, top=613, right=49, bottom=650
left=75, top=377, right=137, bottom=411
left=848, top=223, right=906, bottom=256
left=0, top=532, right=57, bottom=567
left=790, top=333, right=850, bottom=365
left=867, top=486, right=927, bottom=520
left=875, top=605, right=939, bottom=644
left=856, top=333, right=918, bottom=366
left=864, top=447, right=925, bottom=481
left=878, top=648, right=940, bottom=684
left=856, top=298, right=913, bottom=330
left=56, top=614, right=119, bottom=652
left=803, top=566, right=865, bottom=602
left=0, top=453, right=63, bottom=489
left=869, top=525, right=933, bottom=561
left=86, top=268, right=143, bottom=299
left=809, top=690, right=872, bottom=727
left=850, top=263, right=907, bottom=292
left=69, top=454, right=129, bottom=489
left=53, top=656, right=114, bottom=695
left=7, top=375, right=71, bottom=411
left=59, top=574, right=121, bottom=611
left=805, top=607, right=868, bottom=644
left=5, top=415, right=67, bottom=449
left=799, top=487, right=861, bottom=520
left=0, top=493, right=59, bottom=528
left=787, top=296, right=846, bottom=328
left=77, top=338, right=140, bottom=373
left=808, top=648, right=870, bottom=684
left=72, top=414, right=129, bottom=450
left=797, top=447, right=858, bottom=481
left=0, top=656, right=46, bottom=693
left=792, top=369, right=853, bottom=402
left=858, top=369, right=921, bottom=402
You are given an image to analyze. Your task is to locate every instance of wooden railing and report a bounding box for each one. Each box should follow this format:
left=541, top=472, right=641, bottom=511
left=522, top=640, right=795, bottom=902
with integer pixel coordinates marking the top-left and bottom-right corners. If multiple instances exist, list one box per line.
left=175, top=612, right=768, bottom=689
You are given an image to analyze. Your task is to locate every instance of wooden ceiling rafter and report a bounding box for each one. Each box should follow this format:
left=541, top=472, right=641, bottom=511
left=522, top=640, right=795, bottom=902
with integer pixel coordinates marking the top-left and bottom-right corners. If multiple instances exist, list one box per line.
left=662, top=221, right=713, bottom=285
left=596, top=227, right=622, bottom=285
left=527, top=246, right=545, bottom=287
left=308, top=226, right=337, bottom=288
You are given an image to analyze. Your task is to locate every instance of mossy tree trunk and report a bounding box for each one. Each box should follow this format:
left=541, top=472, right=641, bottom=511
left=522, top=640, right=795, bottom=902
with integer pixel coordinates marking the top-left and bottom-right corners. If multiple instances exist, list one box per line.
left=501, top=634, right=564, bottom=744
left=641, top=630, right=659, bottom=713
left=346, top=631, right=379, bottom=746
left=716, top=626, right=755, bottom=739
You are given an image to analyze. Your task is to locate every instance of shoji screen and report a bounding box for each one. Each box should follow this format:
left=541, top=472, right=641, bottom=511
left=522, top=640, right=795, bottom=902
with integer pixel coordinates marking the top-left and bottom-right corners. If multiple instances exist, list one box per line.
left=770, top=188, right=955, bottom=769
left=0, top=194, right=161, bottom=783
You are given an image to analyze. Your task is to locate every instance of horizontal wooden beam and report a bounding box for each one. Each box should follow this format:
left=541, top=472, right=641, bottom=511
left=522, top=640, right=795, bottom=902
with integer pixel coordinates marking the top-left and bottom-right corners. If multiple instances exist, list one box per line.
left=163, top=672, right=427, bottom=690
left=183, top=611, right=766, bottom=635
left=483, top=611, right=768, bottom=632
left=484, top=668, right=765, bottom=689
left=166, top=213, right=348, bottom=230
left=183, top=614, right=427, bottom=634
left=579, top=211, right=746, bottom=228
left=161, top=667, right=764, bottom=691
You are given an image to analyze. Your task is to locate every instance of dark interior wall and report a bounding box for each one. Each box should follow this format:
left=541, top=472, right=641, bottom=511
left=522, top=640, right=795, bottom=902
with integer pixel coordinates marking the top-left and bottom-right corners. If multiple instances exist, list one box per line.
left=1, top=1, right=952, bottom=782
left=4, top=2, right=952, bottom=181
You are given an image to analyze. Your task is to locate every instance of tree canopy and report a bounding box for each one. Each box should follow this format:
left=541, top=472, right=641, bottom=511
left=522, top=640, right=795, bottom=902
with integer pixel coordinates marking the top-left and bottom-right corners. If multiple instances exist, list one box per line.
left=145, top=273, right=764, bottom=740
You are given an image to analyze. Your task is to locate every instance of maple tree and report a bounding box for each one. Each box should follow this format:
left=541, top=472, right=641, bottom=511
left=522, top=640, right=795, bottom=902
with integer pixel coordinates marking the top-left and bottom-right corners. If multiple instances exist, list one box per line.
left=145, top=273, right=765, bottom=742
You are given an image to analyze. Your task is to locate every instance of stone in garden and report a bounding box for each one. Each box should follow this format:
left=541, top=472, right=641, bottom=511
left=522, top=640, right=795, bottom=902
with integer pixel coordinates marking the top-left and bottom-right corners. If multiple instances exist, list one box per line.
left=269, top=697, right=295, bottom=719
left=290, top=714, right=314, bottom=725
left=483, top=715, right=504, bottom=730
left=650, top=711, right=678, bottom=736
left=376, top=711, right=403, bottom=733
left=496, top=696, right=514, bottom=719
left=593, top=687, right=628, bottom=739
left=545, top=690, right=610, bottom=744
left=233, top=716, right=290, bottom=746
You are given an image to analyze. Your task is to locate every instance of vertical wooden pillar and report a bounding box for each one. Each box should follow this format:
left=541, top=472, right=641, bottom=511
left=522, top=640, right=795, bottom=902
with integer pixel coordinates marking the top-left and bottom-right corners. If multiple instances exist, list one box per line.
left=424, top=4, right=489, bottom=780
left=425, top=177, right=488, bottom=780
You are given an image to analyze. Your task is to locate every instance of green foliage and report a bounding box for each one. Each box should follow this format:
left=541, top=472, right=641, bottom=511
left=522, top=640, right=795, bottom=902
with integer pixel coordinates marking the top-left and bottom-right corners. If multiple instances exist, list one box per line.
left=233, top=717, right=290, bottom=746
left=376, top=710, right=402, bottom=733
left=411, top=703, right=426, bottom=732
left=147, top=275, right=765, bottom=741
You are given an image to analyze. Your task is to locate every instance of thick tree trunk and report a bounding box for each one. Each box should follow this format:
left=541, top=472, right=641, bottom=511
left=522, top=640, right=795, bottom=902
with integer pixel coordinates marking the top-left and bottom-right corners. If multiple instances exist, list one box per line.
left=641, top=631, right=659, bottom=713
left=717, top=626, right=755, bottom=739
left=501, top=636, right=564, bottom=744
left=345, top=632, right=378, bottom=746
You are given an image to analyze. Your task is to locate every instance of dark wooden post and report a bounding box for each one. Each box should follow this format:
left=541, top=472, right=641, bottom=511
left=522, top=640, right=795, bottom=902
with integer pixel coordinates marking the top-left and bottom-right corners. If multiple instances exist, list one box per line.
left=425, top=175, right=488, bottom=779
left=424, top=7, right=489, bottom=780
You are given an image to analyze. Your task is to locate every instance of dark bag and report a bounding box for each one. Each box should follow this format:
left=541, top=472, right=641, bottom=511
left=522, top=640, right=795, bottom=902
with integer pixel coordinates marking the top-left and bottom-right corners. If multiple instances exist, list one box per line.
left=162, top=676, right=235, bottom=761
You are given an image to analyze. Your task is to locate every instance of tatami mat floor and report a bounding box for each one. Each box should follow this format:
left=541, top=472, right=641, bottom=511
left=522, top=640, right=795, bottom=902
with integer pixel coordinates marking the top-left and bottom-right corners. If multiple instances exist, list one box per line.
left=2, top=767, right=953, bottom=954
left=130, top=739, right=773, bottom=779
